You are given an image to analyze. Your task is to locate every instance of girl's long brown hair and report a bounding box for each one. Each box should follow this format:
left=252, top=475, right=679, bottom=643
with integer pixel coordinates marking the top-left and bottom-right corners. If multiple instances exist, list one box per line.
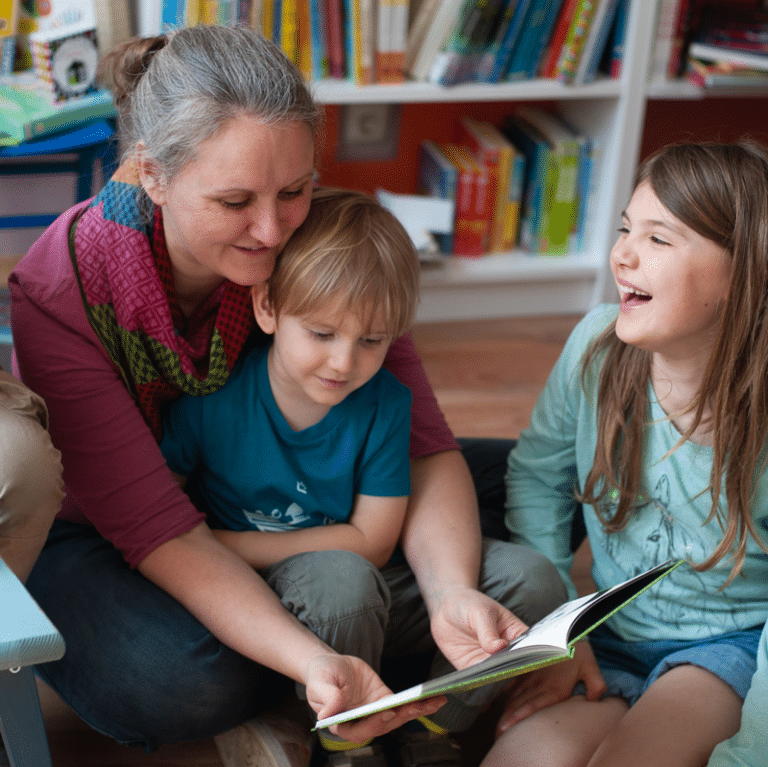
left=580, top=141, right=768, bottom=584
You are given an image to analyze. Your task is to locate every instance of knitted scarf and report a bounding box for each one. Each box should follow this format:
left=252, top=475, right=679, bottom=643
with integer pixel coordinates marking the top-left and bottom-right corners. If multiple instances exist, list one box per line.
left=69, top=162, right=254, bottom=441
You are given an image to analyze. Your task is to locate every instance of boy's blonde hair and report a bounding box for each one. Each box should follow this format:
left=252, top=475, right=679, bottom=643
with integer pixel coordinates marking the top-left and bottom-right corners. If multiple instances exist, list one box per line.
left=267, top=187, right=420, bottom=338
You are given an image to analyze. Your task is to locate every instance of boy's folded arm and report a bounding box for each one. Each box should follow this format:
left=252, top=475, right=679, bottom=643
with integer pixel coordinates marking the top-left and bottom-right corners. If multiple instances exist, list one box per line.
left=212, top=493, right=409, bottom=570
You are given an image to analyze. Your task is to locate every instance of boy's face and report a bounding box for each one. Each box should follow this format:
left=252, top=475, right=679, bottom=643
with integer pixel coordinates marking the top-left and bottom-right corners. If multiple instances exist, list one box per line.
left=253, top=287, right=393, bottom=420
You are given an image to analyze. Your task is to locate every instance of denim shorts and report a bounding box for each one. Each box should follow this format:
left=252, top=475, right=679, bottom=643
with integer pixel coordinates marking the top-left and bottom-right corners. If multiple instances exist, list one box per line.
left=573, top=623, right=763, bottom=707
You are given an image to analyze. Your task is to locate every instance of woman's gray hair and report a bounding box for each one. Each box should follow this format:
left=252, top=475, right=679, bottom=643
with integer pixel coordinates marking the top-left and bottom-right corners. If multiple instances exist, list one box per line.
left=104, top=25, right=322, bottom=183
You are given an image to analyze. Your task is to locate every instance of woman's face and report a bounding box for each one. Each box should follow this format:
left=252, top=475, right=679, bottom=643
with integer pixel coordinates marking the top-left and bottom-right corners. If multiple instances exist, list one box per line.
left=142, top=115, right=315, bottom=289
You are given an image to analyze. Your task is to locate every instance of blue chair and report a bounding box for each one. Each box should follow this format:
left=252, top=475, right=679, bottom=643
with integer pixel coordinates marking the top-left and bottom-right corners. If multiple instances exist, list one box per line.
left=0, top=118, right=118, bottom=232
left=0, top=556, right=65, bottom=767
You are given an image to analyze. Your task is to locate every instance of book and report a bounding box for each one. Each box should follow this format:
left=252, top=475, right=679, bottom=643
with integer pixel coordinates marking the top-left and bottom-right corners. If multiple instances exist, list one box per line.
left=503, top=108, right=583, bottom=255
left=417, top=139, right=459, bottom=254
left=309, top=0, right=328, bottom=80
left=324, top=0, right=345, bottom=78
left=403, top=0, right=440, bottom=75
left=551, top=0, right=599, bottom=83
left=505, top=0, right=566, bottom=82
left=607, top=0, right=628, bottom=78
left=456, top=117, right=523, bottom=252
left=539, top=0, right=580, bottom=79
left=516, top=106, right=583, bottom=255
left=428, top=0, right=506, bottom=86
left=407, top=0, right=465, bottom=81
left=0, top=72, right=115, bottom=145
left=0, top=0, right=18, bottom=75
left=649, top=0, right=684, bottom=83
left=685, top=57, right=768, bottom=91
left=476, top=0, right=535, bottom=83
left=688, top=5, right=768, bottom=75
left=572, top=0, right=621, bottom=84
left=440, top=142, right=492, bottom=257
left=376, top=0, right=408, bottom=82
left=665, top=0, right=690, bottom=79
left=315, top=559, right=683, bottom=730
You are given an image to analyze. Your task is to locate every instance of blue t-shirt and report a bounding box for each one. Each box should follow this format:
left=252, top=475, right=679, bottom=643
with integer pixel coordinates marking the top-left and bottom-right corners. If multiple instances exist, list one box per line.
left=160, top=345, right=412, bottom=532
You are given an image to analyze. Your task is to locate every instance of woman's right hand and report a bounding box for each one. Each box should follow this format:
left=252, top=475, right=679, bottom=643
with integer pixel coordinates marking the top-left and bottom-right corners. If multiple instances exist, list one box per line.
left=306, top=652, right=446, bottom=744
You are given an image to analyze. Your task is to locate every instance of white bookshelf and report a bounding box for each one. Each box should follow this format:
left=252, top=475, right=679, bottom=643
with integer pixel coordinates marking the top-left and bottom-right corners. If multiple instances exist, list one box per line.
left=315, top=0, right=658, bottom=322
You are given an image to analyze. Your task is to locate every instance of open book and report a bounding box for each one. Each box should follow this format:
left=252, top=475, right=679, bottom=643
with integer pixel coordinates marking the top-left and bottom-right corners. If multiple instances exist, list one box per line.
left=315, top=559, right=683, bottom=729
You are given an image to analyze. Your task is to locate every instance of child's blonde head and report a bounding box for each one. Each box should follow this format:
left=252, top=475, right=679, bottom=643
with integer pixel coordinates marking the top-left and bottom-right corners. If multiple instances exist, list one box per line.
left=265, top=187, right=420, bottom=338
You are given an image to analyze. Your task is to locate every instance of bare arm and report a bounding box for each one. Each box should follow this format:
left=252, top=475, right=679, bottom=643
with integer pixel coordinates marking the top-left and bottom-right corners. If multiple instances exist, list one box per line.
left=401, top=450, right=528, bottom=669
left=212, top=494, right=409, bottom=570
left=138, top=522, right=444, bottom=740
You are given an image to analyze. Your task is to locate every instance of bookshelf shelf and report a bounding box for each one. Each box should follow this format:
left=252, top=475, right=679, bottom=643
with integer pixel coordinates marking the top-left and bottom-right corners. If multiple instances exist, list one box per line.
left=313, top=77, right=624, bottom=105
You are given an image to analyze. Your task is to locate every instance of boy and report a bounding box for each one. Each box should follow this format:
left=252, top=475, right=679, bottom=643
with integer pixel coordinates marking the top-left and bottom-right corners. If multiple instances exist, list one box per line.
left=160, top=187, right=420, bottom=572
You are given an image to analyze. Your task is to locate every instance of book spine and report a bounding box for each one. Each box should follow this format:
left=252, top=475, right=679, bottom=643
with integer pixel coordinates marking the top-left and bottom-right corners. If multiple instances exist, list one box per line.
left=357, top=0, right=375, bottom=84
left=505, top=0, right=557, bottom=81
left=608, top=0, right=627, bottom=78
left=666, top=0, right=690, bottom=79
left=376, top=0, right=392, bottom=82
left=417, top=140, right=458, bottom=253
left=574, top=0, right=621, bottom=84
left=552, top=0, right=598, bottom=84
left=384, top=0, right=409, bottom=83
left=502, top=117, right=547, bottom=253
left=502, top=149, right=526, bottom=250
left=309, top=0, right=328, bottom=80
left=281, top=0, right=299, bottom=66
left=440, top=143, right=488, bottom=257
left=456, top=118, right=504, bottom=251
left=324, top=0, right=344, bottom=77
left=161, top=0, right=187, bottom=30
left=540, top=0, right=581, bottom=79
left=296, top=0, right=313, bottom=78
left=649, top=0, right=683, bottom=83
left=428, top=0, right=475, bottom=86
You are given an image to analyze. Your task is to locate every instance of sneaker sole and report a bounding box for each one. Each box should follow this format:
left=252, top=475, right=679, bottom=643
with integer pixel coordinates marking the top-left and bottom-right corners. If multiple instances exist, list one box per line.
left=214, top=719, right=296, bottom=767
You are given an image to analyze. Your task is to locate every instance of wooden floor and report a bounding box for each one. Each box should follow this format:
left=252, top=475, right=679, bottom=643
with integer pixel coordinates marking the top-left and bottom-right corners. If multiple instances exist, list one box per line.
left=35, top=314, right=585, bottom=767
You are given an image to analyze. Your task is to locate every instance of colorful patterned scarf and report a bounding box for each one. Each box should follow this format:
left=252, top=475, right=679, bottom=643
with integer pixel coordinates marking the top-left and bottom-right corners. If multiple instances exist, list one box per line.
left=69, top=162, right=254, bottom=441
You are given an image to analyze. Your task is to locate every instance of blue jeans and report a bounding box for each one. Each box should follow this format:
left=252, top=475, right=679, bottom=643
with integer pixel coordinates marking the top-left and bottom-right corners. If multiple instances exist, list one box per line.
left=28, top=521, right=566, bottom=752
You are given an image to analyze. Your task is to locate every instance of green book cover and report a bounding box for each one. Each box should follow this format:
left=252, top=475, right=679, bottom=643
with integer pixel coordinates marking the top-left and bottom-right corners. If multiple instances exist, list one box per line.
left=315, top=559, right=684, bottom=730
left=0, top=75, right=115, bottom=145
left=515, top=107, right=584, bottom=255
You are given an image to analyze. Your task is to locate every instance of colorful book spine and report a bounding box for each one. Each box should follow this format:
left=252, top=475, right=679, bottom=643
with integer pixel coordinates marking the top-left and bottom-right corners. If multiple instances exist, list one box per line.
left=552, top=0, right=598, bottom=83
left=440, top=143, right=492, bottom=257
left=540, top=0, right=581, bottom=78
left=573, top=0, right=621, bottom=84
left=383, top=0, right=409, bottom=82
left=505, top=0, right=566, bottom=82
left=417, top=139, right=459, bottom=253
left=666, top=0, right=690, bottom=79
left=476, top=0, right=535, bottom=83
left=0, top=0, right=18, bottom=75
left=296, top=0, right=313, bottom=78
left=324, top=0, right=344, bottom=77
left=515, top=107, right=583, bottom=255
left=608, top=0, right=628, bottom=78
left=309, top=0, right=328, bottom=80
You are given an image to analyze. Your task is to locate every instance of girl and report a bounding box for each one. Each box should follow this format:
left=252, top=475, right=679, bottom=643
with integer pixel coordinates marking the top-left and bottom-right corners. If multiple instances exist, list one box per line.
left=483, top=140, right=768, bottom=767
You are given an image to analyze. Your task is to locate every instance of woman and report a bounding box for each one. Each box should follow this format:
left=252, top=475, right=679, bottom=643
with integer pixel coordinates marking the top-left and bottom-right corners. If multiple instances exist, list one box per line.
left=10, top=26, right=565, bottom=765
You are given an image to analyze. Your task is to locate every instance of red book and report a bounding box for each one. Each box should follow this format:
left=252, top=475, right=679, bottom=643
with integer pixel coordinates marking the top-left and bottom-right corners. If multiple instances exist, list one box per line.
left=540, top=0, right=581, bottom=78
left=440, top=143, right=492, bottom=257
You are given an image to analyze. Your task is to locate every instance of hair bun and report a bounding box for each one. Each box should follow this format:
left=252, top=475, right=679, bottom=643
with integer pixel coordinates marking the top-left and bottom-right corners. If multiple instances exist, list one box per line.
left=98, top=35, right=168, bottom=114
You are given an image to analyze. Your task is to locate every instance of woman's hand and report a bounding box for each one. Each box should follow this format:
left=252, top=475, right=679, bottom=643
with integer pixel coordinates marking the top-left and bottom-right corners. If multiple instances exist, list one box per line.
left=429, top=585, right=529, bottom=670
left=494, top=640, right=606, bottom=736
left=306, top=652, right=446, bottom=744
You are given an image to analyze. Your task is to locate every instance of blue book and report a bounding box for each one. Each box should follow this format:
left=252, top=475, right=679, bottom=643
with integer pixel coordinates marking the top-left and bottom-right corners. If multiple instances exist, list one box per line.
left=506, top=0, right=566, bottom=81
left=161, top=0, right=187, bottom=31
left=310, top=0, right=328, bottom=80
left=502, top=114, right=550, bottom=253
left=417, top=140, right=459, bottom=253
left=476, top=0, right=535, bottom=83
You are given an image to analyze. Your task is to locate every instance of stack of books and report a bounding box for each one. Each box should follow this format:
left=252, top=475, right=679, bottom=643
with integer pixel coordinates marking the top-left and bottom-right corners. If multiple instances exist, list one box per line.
left=416, top=108, right=595, bottom=258
left=685, top=4, right=768, bottom=92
